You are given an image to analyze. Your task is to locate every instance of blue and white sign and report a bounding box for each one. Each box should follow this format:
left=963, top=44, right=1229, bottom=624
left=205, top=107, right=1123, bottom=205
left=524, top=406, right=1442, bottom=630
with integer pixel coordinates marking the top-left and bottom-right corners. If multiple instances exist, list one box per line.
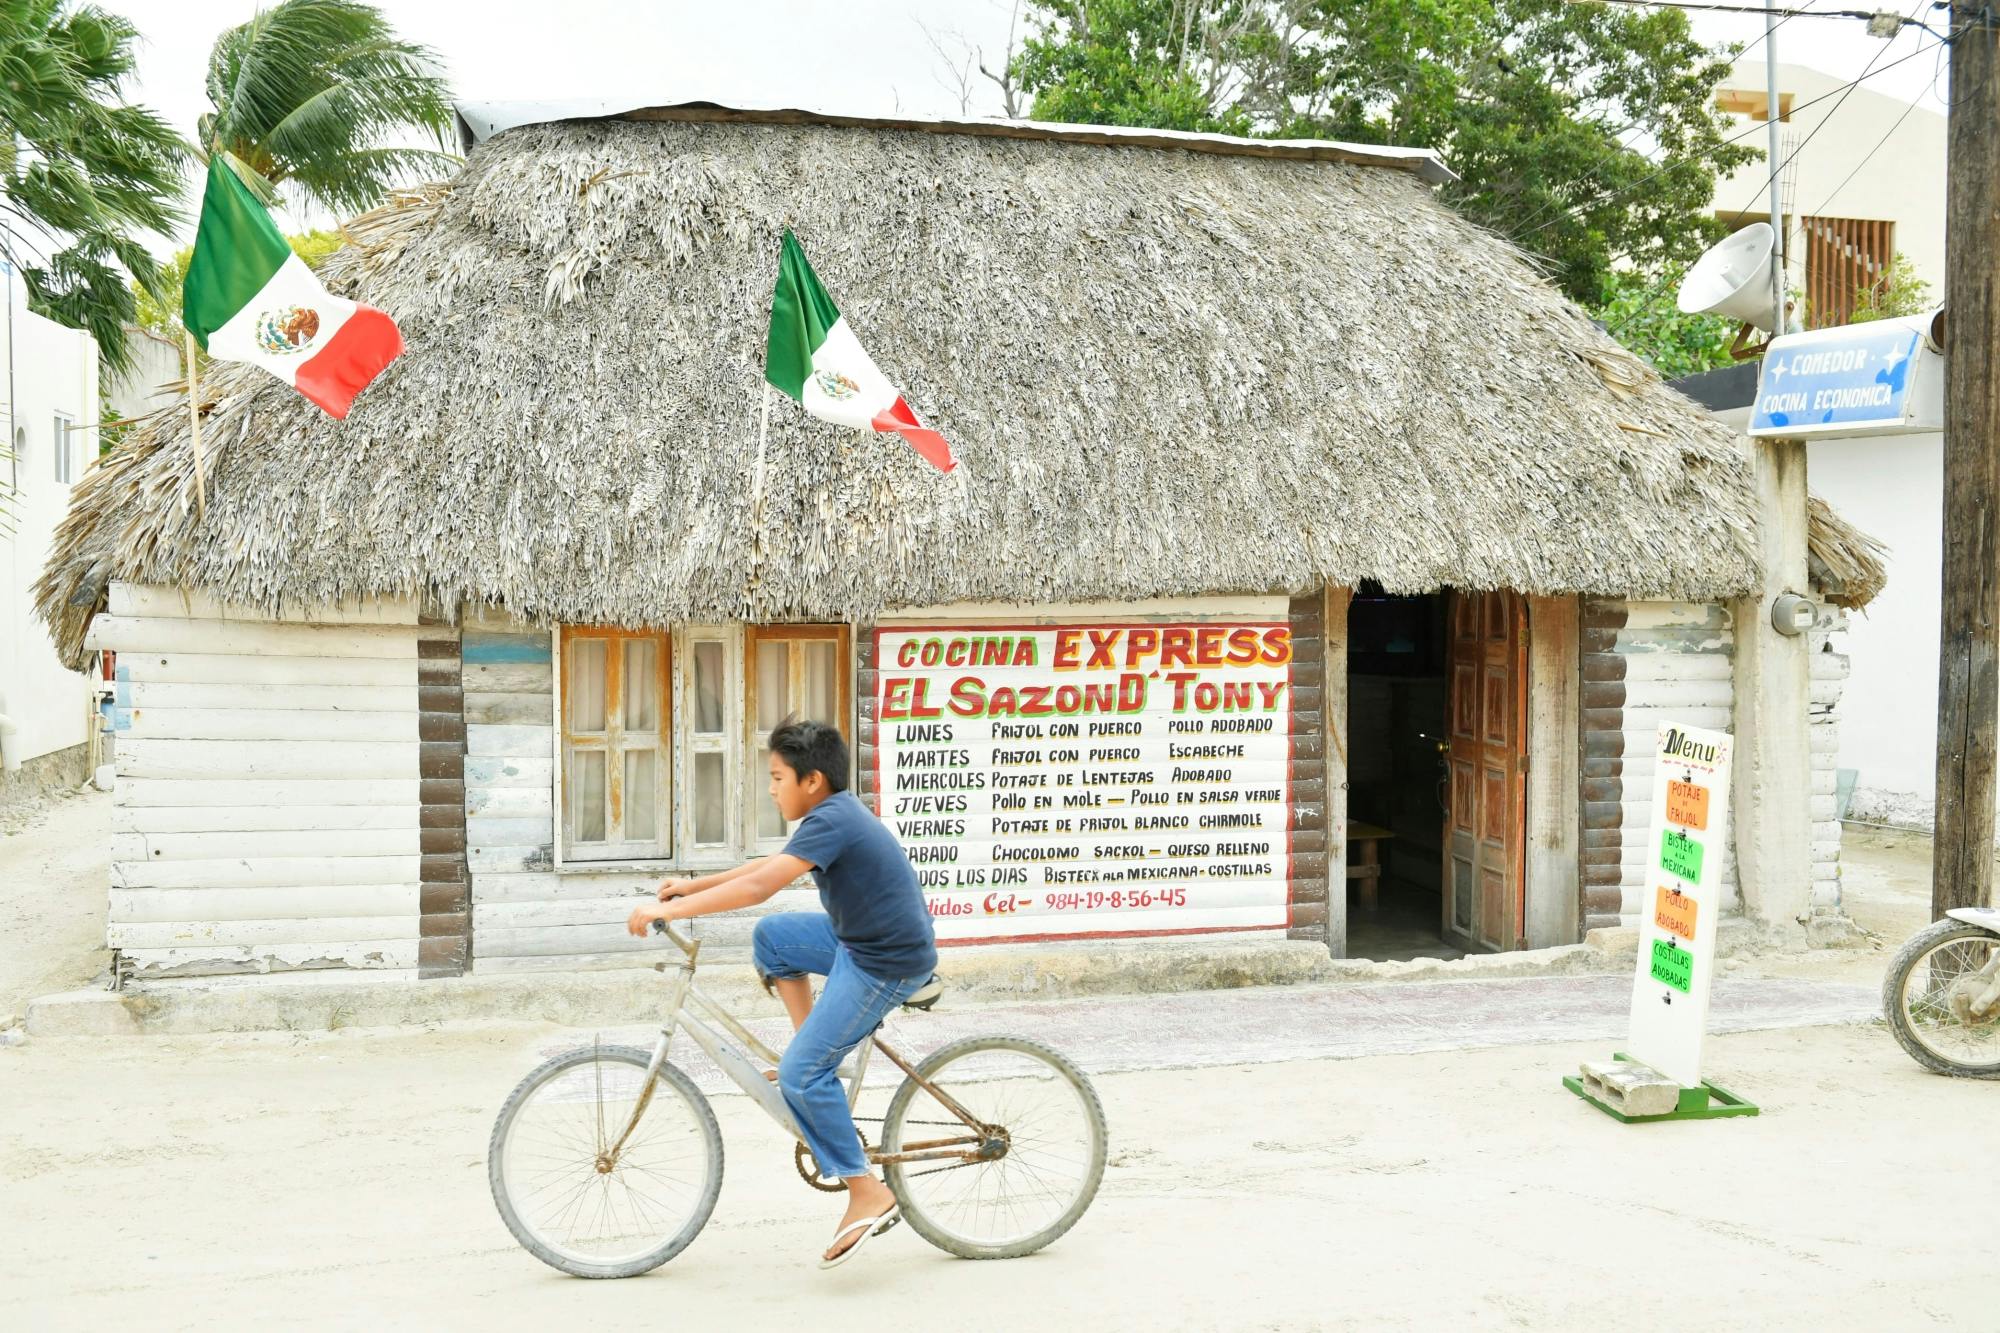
left=1749, top=315, right=1943, bottom=439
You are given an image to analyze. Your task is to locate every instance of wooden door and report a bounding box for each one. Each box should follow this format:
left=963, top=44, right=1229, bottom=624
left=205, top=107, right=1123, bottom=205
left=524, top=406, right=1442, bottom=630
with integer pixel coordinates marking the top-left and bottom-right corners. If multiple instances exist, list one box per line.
left=1443, top=591, right=1529, bottom=952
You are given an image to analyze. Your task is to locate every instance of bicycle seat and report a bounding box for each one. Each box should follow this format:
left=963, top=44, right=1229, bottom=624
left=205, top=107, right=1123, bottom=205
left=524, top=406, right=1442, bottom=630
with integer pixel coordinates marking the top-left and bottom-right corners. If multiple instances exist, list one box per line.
left=902, top=975, right=944, bottom=1011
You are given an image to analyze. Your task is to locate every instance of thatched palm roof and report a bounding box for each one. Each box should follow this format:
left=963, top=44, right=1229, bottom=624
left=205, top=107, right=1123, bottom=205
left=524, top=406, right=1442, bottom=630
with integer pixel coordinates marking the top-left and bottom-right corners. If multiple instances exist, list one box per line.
left=37, top=109, right=1882, bottom=667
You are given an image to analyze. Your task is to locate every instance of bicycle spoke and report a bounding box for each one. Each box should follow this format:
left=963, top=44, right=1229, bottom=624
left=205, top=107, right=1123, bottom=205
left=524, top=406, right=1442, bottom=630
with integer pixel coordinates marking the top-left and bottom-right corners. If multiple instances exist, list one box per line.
left=886, top=1042, right=1102, bottom=1253
left=498, top=1051, right=715, bottom=1270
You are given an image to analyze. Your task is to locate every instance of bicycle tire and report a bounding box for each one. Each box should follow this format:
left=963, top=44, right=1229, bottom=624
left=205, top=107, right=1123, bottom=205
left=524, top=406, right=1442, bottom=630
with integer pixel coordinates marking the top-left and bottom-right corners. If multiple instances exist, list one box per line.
left=489, top=1044, right=724, bottom=1277
left=1883, top=919, right=2000, bottom=1079
left=881, top=1035, right=1107, bottom=1260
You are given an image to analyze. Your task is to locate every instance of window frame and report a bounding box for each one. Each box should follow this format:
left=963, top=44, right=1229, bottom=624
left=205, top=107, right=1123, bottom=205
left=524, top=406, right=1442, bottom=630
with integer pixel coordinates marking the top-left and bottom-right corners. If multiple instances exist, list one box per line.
left=745, top=624, right=854, bottom=854
left=52, top=410, right=74, bottom=485
left=550, top=622, right=852, bottom=872
left=1801, top=215, right=1895, bottom=329
left=555, top=625, right=673, bottom=864
left=680, top=625, right=744, bottom=860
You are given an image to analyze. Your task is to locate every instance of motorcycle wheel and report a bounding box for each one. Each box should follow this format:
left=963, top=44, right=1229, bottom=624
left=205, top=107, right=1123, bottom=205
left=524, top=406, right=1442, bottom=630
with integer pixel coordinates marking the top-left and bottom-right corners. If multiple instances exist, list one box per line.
left=1883, top=918, right=2000, bottom=1078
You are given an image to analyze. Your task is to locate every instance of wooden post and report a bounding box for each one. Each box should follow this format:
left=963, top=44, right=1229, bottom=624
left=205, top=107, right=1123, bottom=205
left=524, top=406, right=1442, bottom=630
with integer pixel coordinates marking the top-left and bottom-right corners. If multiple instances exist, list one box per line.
left=1324, top=586, right=1350, bottom=958
left=1933, top=4, right=2000, bottom=916
left=183, top=329, right=206, bottom=516
left=1526, top=595, right=1581, bottom=947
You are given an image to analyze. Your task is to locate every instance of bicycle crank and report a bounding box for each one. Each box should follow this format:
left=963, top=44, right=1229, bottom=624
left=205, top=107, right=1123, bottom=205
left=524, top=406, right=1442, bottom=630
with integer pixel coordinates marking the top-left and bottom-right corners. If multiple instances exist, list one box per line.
left=795, top=1129, right=871, bottom=1192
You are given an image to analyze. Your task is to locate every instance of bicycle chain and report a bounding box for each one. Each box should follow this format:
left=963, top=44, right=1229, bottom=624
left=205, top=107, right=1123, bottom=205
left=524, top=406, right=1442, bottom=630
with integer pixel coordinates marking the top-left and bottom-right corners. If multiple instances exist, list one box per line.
left=798, top=1116, right=992, bottom=1187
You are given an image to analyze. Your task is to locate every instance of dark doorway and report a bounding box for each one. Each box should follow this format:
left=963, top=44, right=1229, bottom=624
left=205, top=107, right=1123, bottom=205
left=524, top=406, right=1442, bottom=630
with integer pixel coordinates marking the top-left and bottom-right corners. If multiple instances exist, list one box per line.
left=1344, top=586, right=1463, bottom=961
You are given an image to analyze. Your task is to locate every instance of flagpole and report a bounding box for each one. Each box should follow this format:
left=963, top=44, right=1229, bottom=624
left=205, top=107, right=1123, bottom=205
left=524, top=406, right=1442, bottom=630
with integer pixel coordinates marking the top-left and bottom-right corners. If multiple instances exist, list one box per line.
left=753, top=380, right=771, bottom=513
left=183, top=329, right=206, bottom=517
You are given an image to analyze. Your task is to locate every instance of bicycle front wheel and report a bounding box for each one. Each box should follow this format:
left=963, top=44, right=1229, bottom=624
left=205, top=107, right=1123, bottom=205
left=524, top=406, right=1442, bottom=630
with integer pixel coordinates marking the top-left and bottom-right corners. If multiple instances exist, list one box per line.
left=489, top=1043, right=724, bottom=1277
left=881, top=1035, right=1107, bottom=1260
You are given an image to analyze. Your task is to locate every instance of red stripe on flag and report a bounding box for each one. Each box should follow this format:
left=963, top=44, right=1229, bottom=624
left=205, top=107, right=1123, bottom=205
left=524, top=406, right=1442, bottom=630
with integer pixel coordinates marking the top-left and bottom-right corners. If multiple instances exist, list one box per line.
left=870, top=396, right=957, bottom=473
left=293, top=305, right=404, bottom=419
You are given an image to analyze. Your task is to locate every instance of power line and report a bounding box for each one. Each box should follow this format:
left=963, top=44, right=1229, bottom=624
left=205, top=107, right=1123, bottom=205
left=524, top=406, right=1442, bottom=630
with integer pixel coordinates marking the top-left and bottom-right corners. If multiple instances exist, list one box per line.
left=1608, top=31, right=1946, bottom=336
left=1795, top=88, right=1923, bottom=227
left=1521, top=28, right=1942, bottom=244
left=1504, top=0, right=1826, bottom=239
left=1575, top=0, right=1945, bottom=33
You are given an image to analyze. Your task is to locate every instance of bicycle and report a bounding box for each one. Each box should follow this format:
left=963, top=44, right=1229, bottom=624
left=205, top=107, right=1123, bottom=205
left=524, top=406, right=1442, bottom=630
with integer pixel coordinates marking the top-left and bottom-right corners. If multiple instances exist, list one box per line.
left=488, top=919, right=1109, bottom=1277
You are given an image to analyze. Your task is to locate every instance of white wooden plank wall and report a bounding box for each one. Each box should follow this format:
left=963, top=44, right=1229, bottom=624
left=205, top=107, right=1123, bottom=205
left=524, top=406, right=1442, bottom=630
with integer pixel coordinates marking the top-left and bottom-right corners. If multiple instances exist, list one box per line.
left=1611, top=602, right=1738, bottom=922
left=96, top=582, right=423, bottom=979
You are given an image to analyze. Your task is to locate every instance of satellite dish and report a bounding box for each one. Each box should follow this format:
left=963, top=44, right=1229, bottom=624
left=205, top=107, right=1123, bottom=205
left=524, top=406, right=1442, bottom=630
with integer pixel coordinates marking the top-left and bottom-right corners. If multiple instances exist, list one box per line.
left=1677, top=222, right=1781, bottom=331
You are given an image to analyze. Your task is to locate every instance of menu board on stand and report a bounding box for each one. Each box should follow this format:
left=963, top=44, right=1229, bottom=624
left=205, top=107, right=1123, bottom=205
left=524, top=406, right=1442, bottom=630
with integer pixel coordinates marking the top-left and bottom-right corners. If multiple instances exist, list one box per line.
left=1565, top=720, right=1757, bottom=1122
left=1624, top=722, right=1734, bottom=1087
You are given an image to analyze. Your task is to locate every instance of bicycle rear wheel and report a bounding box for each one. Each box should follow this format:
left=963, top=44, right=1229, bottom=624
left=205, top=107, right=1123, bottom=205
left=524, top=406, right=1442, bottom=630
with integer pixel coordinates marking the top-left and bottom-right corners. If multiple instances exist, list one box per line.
left=880, top=1035, right=1106, bottom=1260
left=489, top=1043, right=724, bottom=1277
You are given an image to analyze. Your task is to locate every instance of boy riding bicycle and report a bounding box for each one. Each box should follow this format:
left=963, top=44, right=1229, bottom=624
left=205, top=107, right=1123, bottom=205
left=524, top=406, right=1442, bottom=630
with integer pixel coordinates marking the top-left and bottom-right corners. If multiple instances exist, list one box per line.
left=626, top=718, right=937, bottom=1268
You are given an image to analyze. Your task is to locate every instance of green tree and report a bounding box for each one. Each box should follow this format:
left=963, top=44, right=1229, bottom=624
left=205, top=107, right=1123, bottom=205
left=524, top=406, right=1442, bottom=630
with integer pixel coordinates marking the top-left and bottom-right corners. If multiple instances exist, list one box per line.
left=1848, top=251, right=1934, bottom=325
left=1011, top=1, right=1756, bottom=308
left=0, top=1, right=189, bottom=374
left=1588, top=270, right=1738, bottom=379
left=200, top=0, right=456, bottom=215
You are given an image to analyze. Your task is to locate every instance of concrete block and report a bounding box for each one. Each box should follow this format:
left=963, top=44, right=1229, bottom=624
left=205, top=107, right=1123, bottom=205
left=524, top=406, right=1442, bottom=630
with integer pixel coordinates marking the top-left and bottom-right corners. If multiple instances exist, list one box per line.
left=26, top=989, right=144, bottom=1038
left=1585, top=927, right=1639, bottom=962
left=1579, top=1058, right=1681, bottom=1117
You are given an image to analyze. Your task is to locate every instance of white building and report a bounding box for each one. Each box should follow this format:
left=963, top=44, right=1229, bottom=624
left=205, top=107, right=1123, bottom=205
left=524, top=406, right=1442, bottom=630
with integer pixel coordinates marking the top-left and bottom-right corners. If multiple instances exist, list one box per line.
left=1693, top=63, right=1947, bottom=828
left=1710, top=60, right=1946, bottom=317
left=105, top=327, right=184, bottom=433
left=1, top=274, right=100, bottom=795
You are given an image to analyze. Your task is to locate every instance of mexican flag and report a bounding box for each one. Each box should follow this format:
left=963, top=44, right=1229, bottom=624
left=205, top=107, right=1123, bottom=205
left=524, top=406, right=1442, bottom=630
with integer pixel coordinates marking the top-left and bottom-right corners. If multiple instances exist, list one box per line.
left=182, top=156, right=403, bottom=419
left=764, top=230, right=957, bottom=473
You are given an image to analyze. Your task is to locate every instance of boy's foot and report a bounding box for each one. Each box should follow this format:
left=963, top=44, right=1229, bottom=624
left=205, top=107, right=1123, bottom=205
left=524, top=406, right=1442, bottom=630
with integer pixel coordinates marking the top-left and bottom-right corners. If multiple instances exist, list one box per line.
left=822, top=1176, right=899, bottom=1265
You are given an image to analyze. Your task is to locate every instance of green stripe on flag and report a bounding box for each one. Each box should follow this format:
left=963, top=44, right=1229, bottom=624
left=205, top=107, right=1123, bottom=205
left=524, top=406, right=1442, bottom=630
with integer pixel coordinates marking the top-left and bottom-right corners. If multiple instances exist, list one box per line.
left=182, top=156, right=293, bottom=351
left=764, top=229, right=842, bottom=401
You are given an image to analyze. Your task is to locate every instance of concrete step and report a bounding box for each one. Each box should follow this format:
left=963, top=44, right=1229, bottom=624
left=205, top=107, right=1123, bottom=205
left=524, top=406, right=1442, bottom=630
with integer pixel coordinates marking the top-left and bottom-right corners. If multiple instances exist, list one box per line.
left=23, top=937, right=1618, bottom=1038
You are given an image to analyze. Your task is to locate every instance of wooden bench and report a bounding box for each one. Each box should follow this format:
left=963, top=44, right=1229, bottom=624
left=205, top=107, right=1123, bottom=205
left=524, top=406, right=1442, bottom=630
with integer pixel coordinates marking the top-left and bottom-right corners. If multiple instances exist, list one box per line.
left=1347, top=820, right=1395, bottom=911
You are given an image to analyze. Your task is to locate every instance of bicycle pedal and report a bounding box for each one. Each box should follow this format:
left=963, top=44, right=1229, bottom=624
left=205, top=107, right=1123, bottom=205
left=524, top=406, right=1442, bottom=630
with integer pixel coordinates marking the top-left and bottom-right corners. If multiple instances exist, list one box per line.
left=871, top=1212, right=903, bottom=1237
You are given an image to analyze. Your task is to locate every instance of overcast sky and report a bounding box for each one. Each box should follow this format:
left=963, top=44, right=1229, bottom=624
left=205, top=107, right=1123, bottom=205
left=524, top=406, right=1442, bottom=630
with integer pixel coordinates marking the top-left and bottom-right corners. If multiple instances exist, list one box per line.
left=105, top=0, right=1951, bottom=245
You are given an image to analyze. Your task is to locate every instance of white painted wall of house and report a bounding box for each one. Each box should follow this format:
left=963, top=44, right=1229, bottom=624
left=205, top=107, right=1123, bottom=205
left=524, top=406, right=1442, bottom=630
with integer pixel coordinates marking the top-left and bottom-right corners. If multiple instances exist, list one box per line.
left=1, top=280, right=98, bottom=769
left=1710, top=61, right=1947, bottom=299
left=104, top=328, right=183, bottom=430
left=1806, top=431, right=1946, bottom=826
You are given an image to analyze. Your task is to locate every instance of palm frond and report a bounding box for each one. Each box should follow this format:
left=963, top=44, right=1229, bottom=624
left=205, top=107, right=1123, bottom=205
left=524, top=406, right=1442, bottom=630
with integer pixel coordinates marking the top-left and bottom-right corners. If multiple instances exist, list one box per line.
left=204, top=0, right=456, bottom=214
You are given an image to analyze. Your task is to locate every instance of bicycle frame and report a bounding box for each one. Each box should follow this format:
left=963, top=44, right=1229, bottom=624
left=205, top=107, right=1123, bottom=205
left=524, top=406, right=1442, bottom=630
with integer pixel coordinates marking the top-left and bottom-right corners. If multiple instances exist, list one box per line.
left=604, top=922, right=994, bottom=1172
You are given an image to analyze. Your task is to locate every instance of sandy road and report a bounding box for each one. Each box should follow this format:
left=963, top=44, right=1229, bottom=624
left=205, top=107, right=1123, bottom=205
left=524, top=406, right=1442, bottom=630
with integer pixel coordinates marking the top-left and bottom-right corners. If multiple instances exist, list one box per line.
left=0, top=1014, right=1985, bottom=1332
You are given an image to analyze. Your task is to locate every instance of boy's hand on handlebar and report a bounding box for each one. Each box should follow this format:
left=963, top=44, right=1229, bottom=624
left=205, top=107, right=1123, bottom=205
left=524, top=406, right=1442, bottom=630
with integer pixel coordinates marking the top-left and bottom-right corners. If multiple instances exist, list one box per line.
left=656, top=877, right=697, bottom=901
left=627, top=900, right=685, bottom=938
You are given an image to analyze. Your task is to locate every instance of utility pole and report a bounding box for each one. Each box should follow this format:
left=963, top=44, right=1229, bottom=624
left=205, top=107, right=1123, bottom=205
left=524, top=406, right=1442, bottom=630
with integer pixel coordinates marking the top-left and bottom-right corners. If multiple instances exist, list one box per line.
left=1933, top=3, right=2000, bottom=916
left=1765, top=0, right=1787, bottom=333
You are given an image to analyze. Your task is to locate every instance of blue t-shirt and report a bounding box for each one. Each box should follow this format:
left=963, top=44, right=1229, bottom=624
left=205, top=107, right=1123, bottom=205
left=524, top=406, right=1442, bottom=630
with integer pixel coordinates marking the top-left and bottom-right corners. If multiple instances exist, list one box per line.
left=782, top=789, right=938, bottom=982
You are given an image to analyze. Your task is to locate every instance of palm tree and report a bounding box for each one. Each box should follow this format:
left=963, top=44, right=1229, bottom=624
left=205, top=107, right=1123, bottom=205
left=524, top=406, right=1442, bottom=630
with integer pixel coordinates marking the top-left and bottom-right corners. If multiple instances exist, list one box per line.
left=200, top=0, right=456, bottom=217
left=0, top=1, right=189, bottom=375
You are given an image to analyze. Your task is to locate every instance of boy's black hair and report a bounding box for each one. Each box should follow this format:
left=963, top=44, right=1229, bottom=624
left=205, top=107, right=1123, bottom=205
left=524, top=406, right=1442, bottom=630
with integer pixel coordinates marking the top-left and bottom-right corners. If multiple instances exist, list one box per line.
left=768, top=717, right=850, bottom=792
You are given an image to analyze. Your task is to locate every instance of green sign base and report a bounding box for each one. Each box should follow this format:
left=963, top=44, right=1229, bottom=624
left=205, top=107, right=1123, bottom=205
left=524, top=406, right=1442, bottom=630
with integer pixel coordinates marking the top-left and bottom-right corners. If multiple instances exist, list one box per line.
left=1562, top=1053, right=1760, bottom=1123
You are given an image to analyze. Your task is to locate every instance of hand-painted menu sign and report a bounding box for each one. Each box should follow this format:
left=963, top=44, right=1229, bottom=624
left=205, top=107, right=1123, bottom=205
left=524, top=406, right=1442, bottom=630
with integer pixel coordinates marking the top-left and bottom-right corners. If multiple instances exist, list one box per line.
left=1625, top=722, right=1734, bottom=1088
left=872, top=622, right=1294, bottom=942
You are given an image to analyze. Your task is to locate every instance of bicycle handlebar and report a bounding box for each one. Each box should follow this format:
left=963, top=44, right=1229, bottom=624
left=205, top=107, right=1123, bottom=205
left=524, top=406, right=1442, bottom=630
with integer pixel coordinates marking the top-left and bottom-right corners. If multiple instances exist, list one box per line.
left=649, top=917, right=698, bottom=958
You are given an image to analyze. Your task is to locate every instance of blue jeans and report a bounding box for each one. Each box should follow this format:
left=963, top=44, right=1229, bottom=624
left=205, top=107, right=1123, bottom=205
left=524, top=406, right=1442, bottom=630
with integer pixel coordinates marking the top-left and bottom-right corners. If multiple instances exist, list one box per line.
left=752, top=912, right=930, bottom=1180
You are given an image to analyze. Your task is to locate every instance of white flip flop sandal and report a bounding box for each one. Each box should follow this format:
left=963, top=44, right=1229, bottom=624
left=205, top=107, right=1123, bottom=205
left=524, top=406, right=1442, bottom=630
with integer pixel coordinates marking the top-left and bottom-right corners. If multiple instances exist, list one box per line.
left=818, top=1204, right=900, bottom=1270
